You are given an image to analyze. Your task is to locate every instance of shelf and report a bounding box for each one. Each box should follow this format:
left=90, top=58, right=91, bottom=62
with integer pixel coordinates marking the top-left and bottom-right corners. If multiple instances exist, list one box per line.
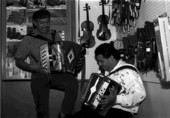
left=2, top=79, right=31, bottom=82
left=6, top=38, right=22, bottom=42
left=46, top=5, right=67, bottom=9
left=7, top=6, right=26, bottom=10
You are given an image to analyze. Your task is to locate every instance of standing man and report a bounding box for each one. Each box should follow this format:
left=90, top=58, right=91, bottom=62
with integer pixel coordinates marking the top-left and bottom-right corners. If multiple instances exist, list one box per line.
left=15, top=9, right=78, bottom=118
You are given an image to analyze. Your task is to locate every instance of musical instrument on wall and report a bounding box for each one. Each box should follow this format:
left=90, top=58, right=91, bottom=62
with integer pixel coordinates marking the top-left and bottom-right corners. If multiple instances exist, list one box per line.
left=96, top=0, right=111, bottom=41
left=81, top=73, right=121, bottom=116
left=40, top=41, right=85, bottom=76
left=80, top=3, right=95, bottom=48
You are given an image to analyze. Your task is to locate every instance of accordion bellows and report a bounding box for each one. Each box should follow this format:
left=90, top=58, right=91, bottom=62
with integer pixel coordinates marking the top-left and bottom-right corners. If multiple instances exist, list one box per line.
left=40, top=41, right=85, bottom=75
left=82, top=73, right=122, bottom=115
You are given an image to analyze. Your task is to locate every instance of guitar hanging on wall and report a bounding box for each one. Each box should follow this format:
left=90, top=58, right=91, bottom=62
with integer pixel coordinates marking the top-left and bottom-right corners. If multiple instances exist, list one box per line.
left=96, top=0, right=111, bottom=41
left=80, top=3, right=96, bottom=48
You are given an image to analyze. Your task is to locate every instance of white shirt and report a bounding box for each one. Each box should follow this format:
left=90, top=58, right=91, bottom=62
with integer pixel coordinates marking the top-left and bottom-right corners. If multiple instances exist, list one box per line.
left=107, top=60, right=146, bottom=114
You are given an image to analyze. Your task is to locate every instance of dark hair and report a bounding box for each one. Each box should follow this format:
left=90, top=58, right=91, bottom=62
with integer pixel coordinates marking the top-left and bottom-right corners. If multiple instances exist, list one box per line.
left=94, top=41, right=120, bottom=60
left=32, top=8, right=51, bottom=28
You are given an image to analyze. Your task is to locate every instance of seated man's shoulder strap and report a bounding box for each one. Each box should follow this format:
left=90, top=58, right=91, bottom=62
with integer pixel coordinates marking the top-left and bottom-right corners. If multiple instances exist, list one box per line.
left=109, top=64, right=139, bottom=76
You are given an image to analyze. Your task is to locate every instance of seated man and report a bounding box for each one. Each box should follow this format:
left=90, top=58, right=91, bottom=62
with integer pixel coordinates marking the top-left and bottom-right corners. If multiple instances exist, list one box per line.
left=72, top=41, right=146, bottom=118
left=15, top=9, right=78, bottom=118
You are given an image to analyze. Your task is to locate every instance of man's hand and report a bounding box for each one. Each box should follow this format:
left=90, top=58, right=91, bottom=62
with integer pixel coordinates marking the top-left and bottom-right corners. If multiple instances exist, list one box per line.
left=98, top=86, right=118, bottom=116
left=15, top=58, right=48, bottom=74
left=99, top=86, right=117, bottom=108
left=30, top=63, right=49, bottom=74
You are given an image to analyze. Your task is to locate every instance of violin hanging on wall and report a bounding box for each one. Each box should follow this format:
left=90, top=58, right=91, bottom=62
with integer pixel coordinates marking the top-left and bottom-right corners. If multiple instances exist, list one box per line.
left=96, top=0, right=111, bottom=41
left=80, top=3, right=95, bottom=48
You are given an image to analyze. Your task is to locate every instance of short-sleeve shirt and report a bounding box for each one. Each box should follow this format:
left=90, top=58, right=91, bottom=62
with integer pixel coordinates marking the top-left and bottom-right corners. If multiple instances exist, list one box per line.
left=15, top=33, right=62, bottom=65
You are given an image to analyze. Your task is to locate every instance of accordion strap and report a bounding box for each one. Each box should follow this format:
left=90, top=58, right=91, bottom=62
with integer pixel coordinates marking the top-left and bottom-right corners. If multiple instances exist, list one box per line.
left=108, top=64, right=138, bottom=76
left=27, top=30, right=57, bottom=44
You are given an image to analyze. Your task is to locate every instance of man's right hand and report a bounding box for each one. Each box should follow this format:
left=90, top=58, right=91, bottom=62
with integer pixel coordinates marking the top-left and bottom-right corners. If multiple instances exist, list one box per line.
left=15, top=58, right=49, bottom=74
left=30, top=63, right=49, bottom=74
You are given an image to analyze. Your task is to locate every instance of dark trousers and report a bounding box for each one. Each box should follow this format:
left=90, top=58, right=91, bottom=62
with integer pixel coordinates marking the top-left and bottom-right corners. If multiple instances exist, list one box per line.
left=31, top=72, right=79, bottom=118
left=72, top=107, right=133, bottom=118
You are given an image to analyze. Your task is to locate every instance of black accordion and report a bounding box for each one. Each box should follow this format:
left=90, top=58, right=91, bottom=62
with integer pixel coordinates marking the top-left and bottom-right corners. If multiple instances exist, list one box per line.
left=81, top=73, right=121, bottom=116
left=40, top=41, right=85, bottom=75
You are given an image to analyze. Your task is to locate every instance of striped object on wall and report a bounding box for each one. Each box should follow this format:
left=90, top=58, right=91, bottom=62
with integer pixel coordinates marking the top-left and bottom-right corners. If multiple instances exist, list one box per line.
left=136, top=0, right=170, bottom=28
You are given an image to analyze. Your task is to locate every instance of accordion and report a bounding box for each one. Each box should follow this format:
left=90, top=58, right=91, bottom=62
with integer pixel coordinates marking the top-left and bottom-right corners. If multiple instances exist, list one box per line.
left=40, top=41, right=85, bottom=75
left=82, top=73, right=121, bottom=116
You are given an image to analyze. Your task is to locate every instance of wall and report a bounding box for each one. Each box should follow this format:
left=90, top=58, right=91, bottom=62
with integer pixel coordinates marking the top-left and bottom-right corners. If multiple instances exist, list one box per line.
left=136, top=0, right=170, bottom=28
left=76, top=0, right=117, bottom=80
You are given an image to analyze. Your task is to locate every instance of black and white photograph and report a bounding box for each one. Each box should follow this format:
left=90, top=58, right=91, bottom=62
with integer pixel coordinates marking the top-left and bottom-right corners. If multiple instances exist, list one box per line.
left=0, top=0, right=170, bottom=118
